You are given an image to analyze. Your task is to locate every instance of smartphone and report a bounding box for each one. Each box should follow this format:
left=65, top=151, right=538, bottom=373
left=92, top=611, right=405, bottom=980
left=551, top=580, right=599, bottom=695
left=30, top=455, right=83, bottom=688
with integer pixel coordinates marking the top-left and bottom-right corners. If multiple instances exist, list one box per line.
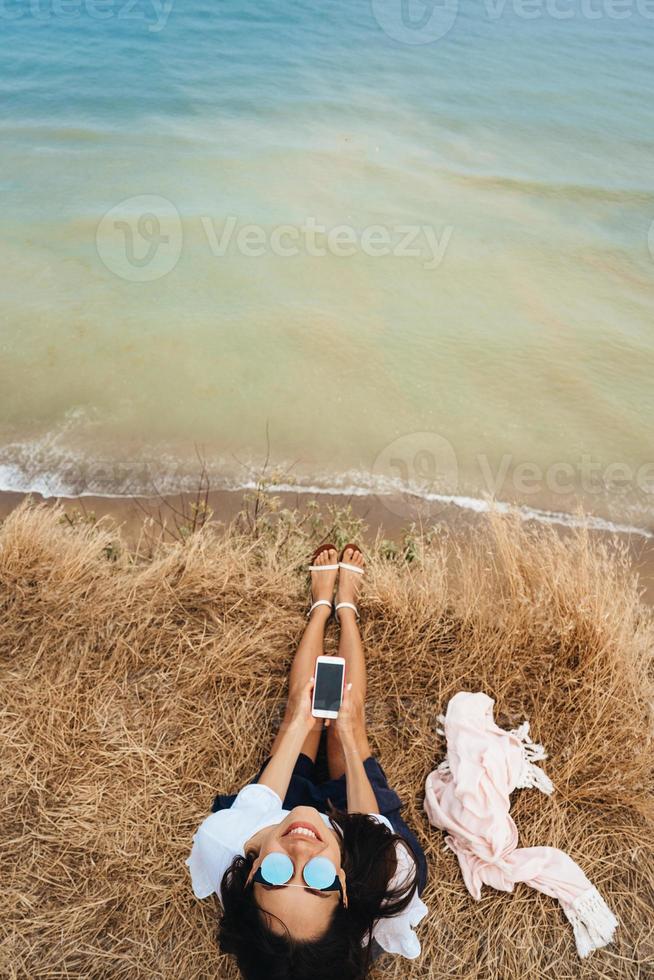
left=311, top=656, right=346, bottom=719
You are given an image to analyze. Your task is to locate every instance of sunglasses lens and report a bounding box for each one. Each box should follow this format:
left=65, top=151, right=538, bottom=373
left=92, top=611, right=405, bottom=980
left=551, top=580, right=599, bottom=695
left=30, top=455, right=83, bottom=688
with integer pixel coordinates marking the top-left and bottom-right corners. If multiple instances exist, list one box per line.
left=303, top=856, right=338, bottom=890
left=260, top=852, right=294, bottom=885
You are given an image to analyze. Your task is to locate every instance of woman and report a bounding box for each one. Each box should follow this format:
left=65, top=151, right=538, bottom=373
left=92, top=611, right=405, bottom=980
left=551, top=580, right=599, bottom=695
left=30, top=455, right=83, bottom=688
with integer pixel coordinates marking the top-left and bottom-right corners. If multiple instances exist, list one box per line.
left=187, top=544, right=428, bottom=979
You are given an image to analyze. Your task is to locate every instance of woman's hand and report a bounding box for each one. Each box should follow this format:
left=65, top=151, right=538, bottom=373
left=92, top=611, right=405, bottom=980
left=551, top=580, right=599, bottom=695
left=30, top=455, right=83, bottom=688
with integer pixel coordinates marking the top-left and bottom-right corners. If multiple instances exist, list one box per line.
left=258, top=676, right=317, bottom=799
left=287, top=676, right=316, bottom=736
left=330, top=682, right=358, bottom=749
left=333, top=683, right=377, bottom=813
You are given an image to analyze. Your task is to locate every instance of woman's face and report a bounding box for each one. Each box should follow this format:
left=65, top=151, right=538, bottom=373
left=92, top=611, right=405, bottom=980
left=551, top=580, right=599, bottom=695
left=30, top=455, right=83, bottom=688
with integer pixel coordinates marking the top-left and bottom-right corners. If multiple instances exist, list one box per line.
left=245, top=806, right=347, bottom=940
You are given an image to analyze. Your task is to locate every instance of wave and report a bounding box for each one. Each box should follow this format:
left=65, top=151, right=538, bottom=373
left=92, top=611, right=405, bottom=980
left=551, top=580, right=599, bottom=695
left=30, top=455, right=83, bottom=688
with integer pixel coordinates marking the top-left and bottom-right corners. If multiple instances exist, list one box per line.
left=0, top=447, right=652, bottom=541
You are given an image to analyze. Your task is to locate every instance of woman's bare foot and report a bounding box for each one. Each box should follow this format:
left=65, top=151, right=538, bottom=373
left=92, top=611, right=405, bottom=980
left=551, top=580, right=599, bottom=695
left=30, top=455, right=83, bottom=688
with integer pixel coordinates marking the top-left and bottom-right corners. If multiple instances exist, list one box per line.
left=310, top=546, right=339, bottom=614
left=336, top=545, right=365, bottom=616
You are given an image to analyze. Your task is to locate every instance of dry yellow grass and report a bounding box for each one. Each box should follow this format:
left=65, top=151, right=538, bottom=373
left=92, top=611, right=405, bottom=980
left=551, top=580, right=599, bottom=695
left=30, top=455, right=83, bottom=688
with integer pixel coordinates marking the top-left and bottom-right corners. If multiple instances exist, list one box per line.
left=1, top=500, right=653, bottom=979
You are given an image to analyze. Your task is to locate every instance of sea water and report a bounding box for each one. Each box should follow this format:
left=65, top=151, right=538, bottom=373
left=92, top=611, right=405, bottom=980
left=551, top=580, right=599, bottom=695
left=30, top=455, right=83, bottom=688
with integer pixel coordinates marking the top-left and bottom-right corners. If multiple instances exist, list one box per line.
left=1, top=0, right=653, bottom=531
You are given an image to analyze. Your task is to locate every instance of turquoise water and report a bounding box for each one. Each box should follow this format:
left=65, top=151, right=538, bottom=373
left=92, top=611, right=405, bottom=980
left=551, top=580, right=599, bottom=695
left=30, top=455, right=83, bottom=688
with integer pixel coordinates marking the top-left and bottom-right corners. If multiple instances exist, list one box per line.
left=1, top=1, right=654, bottom=530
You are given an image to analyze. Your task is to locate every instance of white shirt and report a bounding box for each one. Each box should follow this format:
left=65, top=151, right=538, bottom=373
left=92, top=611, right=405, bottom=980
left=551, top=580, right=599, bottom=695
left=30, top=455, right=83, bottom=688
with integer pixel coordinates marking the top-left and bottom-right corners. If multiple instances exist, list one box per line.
left=187, top=783, right=427, bottom=959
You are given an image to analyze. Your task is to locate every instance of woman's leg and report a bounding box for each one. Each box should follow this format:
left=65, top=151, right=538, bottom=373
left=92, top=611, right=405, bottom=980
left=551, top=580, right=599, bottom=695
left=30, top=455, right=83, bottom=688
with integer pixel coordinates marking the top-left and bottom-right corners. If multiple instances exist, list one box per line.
left=270, top=547, right=338, bottom=762
left=327, top=546, right=370, bottom=777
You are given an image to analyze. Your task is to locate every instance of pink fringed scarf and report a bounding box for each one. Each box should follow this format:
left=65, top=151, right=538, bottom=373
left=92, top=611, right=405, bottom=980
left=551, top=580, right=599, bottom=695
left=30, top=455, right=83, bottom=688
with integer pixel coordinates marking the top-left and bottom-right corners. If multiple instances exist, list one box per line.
left=424, top=691, right=618, bottom=959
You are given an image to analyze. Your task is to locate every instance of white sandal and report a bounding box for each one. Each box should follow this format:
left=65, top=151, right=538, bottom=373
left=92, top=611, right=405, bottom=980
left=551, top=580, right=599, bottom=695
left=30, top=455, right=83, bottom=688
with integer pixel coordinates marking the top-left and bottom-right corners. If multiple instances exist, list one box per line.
left=334, top=601, right=359, bottom=622
left=306, top=544, right=338, bottom=618
left=307, top=598, right=333, bottom=619
left=307, top=542, right=339, bottom=574
left=338, top=543, right=365, bottom=577
left=335, top=544, right=364, bottom=622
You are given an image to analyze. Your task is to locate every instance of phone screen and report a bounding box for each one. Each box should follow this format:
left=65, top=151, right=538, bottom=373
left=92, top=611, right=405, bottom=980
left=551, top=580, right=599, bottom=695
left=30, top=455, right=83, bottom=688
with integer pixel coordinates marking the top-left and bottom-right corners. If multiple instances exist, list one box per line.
left=313, top=661, right=344, bottom=712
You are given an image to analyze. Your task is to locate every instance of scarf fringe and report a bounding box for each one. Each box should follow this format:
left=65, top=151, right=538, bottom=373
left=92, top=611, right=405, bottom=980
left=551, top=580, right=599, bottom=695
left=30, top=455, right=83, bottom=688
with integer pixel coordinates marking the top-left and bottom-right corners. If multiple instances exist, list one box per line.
left=511, top=720, right=554, bottom=795
left=563, top=887, right=619, bottom=958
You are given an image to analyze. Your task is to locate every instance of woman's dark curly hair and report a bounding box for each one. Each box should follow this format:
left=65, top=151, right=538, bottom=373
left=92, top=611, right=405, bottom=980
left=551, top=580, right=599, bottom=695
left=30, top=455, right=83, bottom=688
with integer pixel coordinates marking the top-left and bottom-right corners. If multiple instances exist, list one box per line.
left=218, top=808, right=419, bottom=980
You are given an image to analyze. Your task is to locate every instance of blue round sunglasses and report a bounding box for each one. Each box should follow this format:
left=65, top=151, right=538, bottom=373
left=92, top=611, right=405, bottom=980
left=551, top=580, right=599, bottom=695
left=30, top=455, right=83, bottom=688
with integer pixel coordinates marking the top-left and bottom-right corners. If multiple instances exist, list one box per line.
left=252, top=852, right=342, bottom=894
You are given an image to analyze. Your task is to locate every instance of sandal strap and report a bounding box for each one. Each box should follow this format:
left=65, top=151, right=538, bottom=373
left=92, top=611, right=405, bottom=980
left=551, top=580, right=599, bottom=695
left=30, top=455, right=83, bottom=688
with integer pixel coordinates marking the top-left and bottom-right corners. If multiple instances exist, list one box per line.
left=335, top=601, right=359, bottom=621
left=307, top=599, right=332, bottom=618
left=307, top=563, right=339, bottom=571
left=338, top=562, right=364, bottom=575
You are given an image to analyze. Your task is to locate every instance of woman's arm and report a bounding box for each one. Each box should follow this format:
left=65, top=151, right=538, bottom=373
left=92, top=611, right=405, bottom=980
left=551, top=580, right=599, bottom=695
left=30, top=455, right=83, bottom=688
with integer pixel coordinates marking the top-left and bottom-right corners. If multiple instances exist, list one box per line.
left=257, top=677, right=315, bottom=801
left=334, top=683, right=378, bottom=813
left=342, top=740, right=378, bottom=813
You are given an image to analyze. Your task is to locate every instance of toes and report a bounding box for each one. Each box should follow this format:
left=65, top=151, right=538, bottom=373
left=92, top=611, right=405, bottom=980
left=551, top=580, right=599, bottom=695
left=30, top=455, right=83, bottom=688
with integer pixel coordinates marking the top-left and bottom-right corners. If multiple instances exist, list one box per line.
left=343, top=546, right=364, bottom=569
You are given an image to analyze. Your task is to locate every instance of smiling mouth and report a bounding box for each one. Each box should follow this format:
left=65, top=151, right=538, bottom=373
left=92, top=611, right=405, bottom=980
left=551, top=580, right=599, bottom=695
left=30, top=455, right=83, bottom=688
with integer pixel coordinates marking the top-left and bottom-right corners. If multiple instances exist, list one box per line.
left=282, top=821, right=323, bottom=842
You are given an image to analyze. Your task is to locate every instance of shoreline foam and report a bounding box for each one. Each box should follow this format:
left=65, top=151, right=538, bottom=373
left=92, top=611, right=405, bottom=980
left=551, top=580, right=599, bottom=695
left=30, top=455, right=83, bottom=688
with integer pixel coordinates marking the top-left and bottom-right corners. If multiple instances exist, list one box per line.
left=0, top=466, right=652, bottom=541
